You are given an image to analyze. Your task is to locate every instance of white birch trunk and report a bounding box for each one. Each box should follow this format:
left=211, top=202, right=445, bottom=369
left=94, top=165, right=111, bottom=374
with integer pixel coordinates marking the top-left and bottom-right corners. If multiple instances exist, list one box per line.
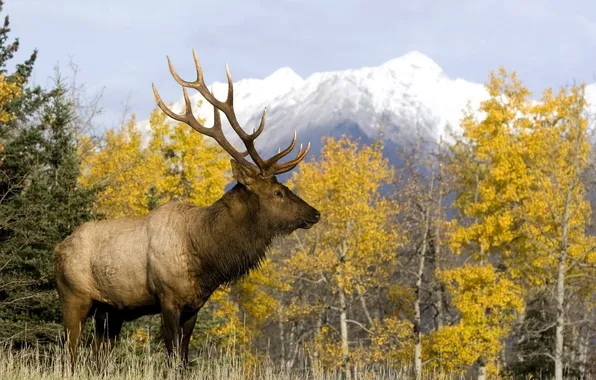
left=554, top=107, right=583, bottom=380
left=339, top=286, right=350, bottom=379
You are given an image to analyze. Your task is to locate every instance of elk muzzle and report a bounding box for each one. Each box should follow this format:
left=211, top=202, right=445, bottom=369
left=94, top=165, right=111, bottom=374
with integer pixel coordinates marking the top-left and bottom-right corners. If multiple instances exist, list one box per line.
left=300, top=208, right=320, bottom=229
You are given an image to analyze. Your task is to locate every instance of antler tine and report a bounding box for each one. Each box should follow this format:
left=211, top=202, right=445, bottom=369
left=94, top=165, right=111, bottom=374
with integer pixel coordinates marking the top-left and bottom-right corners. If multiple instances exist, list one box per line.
left=152, top=83, right=182, bottom=122
left=262, top=131, right=297, bottom=167
left=250, top=108, right=267, bottom=140
left=167, top=56, right=198, bottom=93
left=152, top=83, right=209, bottom=136
left=192, top=48, right=204, bottom=85
left=268, top=141, right=311, bottom=176
left=225, top=64, right=235, bottom=107
left=219, top=63, right=267, bottom=168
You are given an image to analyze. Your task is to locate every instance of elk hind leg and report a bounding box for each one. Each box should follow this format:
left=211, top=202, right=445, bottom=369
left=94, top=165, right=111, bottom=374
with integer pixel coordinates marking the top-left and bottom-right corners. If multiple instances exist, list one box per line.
left=62, top=294, right=93, bottom=372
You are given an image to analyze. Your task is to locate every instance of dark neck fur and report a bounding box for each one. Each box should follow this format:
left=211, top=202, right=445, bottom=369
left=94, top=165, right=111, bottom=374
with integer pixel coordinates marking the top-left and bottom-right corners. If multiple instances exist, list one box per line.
left=188, top=184, right=275, bottom=293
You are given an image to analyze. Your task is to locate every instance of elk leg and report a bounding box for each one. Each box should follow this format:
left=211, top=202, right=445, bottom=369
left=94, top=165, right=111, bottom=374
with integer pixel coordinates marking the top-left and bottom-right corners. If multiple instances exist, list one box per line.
left=160, top=304, right=182, bottom=364
left=93, top=307, right=123, bottom=371
left=179, top=312, right=198, bottom=366
left=62, top=295, right=93, bottom=373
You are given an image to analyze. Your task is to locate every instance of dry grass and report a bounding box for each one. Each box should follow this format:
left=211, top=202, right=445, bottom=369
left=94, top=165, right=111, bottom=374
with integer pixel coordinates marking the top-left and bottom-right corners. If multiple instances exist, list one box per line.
left=0, top=340, right=432, bottom=380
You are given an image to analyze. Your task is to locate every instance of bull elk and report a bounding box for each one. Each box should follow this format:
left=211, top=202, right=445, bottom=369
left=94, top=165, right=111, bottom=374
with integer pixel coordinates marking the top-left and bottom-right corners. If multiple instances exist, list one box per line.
left=53, top=49, right=320, bottom=370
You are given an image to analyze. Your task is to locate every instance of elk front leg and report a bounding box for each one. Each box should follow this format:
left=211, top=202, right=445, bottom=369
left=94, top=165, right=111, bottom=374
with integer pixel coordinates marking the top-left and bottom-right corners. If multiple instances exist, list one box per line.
left=160, top=301, right=182, bottom=364
left=180, top=312, right=198, bottom=366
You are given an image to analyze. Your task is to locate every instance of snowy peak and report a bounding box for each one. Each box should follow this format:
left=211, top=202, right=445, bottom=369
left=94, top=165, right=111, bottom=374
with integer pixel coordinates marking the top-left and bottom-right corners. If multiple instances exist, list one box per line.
left=264, top=67, right=303, bottom=85
left=380, top=50, right=444, bottom=76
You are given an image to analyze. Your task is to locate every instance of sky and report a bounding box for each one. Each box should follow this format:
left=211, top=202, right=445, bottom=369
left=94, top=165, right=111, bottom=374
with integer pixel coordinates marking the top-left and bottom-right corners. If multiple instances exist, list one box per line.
left=5, top=0, right=596, bottom=130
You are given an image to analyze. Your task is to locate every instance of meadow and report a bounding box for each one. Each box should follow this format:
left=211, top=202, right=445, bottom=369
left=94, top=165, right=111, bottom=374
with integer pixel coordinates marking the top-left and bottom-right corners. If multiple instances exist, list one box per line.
left=0, top=338, right=435, bottom=380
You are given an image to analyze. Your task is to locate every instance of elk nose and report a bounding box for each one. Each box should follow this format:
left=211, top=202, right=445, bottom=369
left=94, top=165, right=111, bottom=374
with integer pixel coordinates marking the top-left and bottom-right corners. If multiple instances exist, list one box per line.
left=313, top=210, right=321, bottom=221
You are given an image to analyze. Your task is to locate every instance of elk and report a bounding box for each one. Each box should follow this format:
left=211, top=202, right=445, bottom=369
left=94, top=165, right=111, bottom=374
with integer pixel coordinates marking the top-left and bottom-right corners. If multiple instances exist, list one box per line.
left=53, top=49, right=320, bottom=370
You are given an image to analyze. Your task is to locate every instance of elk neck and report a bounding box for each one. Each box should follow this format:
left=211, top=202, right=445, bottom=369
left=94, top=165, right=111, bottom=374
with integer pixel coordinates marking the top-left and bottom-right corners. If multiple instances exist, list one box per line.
left=187, top=183, right=275, bottom=291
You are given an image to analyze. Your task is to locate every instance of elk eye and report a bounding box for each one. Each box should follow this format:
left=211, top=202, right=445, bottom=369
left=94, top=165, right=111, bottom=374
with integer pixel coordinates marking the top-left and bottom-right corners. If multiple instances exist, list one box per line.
left=275, top=190, right=283, bottom=198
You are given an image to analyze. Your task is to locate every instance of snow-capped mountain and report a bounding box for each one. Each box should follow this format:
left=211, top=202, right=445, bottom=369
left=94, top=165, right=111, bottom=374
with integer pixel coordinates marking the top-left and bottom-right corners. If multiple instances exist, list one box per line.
left=140, top=50, right=596, bottom=162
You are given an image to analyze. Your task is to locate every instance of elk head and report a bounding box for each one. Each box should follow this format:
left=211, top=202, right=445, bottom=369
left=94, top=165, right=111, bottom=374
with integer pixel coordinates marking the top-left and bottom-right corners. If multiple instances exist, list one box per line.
left=152, top=49, right=320, bottom=235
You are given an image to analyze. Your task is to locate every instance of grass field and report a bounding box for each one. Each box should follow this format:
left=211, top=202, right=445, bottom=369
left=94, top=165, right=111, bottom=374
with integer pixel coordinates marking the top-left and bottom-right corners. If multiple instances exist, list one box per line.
left=0, top=340, right=434, bottom=380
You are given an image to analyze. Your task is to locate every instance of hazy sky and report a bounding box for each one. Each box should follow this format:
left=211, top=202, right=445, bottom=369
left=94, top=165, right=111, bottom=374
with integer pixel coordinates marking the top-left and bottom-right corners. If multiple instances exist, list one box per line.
left=5, top=0, right=596, bottom=129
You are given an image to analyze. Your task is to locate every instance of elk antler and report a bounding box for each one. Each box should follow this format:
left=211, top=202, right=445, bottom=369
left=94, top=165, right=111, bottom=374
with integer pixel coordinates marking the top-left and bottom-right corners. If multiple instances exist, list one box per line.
left=152, top=48, right=310, bottom=177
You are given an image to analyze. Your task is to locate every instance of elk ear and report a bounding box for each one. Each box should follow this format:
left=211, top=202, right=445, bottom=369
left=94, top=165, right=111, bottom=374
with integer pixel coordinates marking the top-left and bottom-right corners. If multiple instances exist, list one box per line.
left=231, top=159, right=257, bottom=187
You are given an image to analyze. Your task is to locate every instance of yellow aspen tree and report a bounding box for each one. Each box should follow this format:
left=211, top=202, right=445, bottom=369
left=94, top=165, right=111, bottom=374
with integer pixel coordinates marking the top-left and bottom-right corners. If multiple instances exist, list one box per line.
left=448, top=68, right=596, bottom=379
left=523, top=85, right=595, bottom=380
left=284, top=135, right=403, bottom=373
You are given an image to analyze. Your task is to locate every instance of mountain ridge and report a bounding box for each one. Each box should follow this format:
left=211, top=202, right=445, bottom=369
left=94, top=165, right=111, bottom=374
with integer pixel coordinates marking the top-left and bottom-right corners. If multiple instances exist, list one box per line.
left=139, top=51, right=596, bottom=160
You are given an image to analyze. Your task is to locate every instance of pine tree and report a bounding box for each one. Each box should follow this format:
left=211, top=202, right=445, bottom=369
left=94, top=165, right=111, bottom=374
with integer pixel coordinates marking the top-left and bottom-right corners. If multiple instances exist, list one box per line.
left=279, top=135, right=406, bottom=373
left=0, top=75, right=96, bottom=345
left=0, top=1, right=48, bottom=344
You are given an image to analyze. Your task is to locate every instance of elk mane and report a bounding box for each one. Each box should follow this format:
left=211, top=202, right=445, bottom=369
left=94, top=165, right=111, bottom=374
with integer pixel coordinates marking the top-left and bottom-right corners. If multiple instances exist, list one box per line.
left=186, top=184, right=276, bottom=291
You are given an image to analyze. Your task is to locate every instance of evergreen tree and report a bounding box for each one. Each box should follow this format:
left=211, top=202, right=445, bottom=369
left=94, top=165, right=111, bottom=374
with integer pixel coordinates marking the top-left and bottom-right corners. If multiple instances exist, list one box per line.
left=0, top=74, right=96, bottom=345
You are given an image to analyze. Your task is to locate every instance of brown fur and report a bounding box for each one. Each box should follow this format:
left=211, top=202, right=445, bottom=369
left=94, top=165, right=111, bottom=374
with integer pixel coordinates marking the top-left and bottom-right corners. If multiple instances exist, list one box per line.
left=54, top=171, right=320, bottom=369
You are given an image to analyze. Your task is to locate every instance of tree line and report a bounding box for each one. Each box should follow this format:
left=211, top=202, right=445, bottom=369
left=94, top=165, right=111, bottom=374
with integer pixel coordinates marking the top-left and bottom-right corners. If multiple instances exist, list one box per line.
left=0, top=3, right=594, bottom=379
